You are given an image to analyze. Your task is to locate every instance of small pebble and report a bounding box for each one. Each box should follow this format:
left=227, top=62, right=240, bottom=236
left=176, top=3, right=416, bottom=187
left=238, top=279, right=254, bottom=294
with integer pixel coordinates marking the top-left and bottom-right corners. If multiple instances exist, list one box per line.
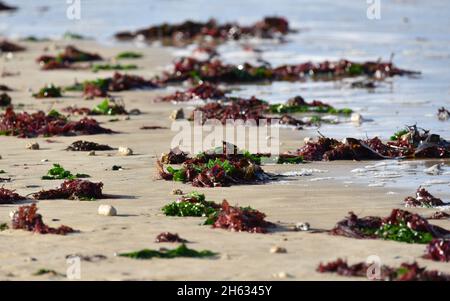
left=26, top=142, right=40, bottom=150
left=169, top=108, right=184, bottom=120
left=98, top=205, right=117, bottom=216
left=350, top=113, right=363, bottom=123
left=270, top=246, right=287, bottom=254
left=41, top=159, right=48, bottom=162
left=295, top=222, right=310, bottom=231
left=272, top=272, right=291, bottom=279
left=118, top=147, right=133, bottom=156
left=88, top=151, right=96, bottom=156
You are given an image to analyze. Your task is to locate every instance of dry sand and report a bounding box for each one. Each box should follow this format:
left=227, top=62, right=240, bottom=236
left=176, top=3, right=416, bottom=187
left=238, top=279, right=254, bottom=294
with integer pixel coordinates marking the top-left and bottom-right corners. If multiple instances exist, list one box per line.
left=0, top=40, right=449, bottom=280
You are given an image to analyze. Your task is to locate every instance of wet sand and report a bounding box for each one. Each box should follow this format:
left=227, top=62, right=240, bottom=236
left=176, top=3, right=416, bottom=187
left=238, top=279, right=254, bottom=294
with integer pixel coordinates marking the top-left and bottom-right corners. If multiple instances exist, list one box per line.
left=0, top=40, right=449, bottom=280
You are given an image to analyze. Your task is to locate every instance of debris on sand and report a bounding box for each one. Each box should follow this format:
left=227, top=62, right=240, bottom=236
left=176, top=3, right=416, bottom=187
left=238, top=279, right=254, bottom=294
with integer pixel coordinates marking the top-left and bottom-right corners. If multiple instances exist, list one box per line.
left=32, top=84, right=62, bottom=98
left=66, top=140, right=114, bottom=151
left=424, top=239, right=450, bottom=262
left=32, top=180, right=104, bottom=201
left=296, top=125, right=450, bottom=161
left=160, top=83, right=226, bottom=102
left=0, top=188, right=26, bottom=204
left=212, top=200, right=274, bottom=233
left=155, top=232, right=188, bottom=243
left=404, top=187, right=445, bottom=208
left=0, top=108, right=114, bottom=138
left=160, top=57, right=418, bottom=85
left=115, top=17, right=292, bottom=45
left=0, top=92, right=11, bottom=106
left=118, top=244, right=216, bottom=259
left=0, top=40, right=25, bottom=52
left=0, top=84, right=12, bottom=91
left=25, top=142, right=40, bottom=150
left=427, top=211, right=450, bottom=220
left=36, top=45, right=102, bottom=70
left=11, top=204, right=76, bottom=235
left=116, top=51, right=143, bottom=60
left=317, top=258, right=450, bottom=281
left=437, top=107, right=450, bottom=121
left=330, top=209, right=449, bottom=244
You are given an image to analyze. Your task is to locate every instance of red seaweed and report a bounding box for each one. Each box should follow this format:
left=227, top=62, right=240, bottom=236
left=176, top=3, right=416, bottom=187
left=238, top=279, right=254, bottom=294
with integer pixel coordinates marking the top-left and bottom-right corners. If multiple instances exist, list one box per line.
left=32, top=179, right=104, bottom=201
left=160, top=57, right=418, bottom=84
left=0, top=107, right=114, bottom=138
left=297, top=126, right=449, bottom=160
left=317, top=258, right=450, bottom=281
left=11, top=203, right=76, bottom=235
left=83, top=73, right=158, bottom=98
left=212, top=200, right=274, bottom=233
left=424, top=239, right=450, bottom=262
left=404, top=187, right=445, bottom=207
left=36, top=45, right=102, bottom=70
left=0, top=188, right=26, bottom=204
left=330, top=209, right=450, bottom=243
left=160, top=82, right=225, bottom=102
left=115, top=17, right=292, bottom=45
left=155, top=232, right=188, bottom=243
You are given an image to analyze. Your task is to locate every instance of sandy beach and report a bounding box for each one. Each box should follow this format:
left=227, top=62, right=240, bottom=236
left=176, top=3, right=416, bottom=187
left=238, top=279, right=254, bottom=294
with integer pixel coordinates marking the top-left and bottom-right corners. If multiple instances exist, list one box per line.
left=0, top=39, right=449, bottom=281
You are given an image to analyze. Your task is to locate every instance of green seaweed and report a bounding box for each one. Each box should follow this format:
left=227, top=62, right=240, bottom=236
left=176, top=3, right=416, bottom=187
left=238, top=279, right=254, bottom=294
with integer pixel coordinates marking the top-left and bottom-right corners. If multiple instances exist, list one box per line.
left=116, top=51, right=143, bottom=60
left=166, top=166, right=187, bottom=182
left=119, top=244, right=216, bottom=259
left=269, top=104, right=352, bottom=115
left=32, top=84, right=62, bottom=98
left=42, top=164, right=90, bottom=180
left=92, top=99, right=126, bottom=115
left=0, top=223, right=8, bottom=231
left=375, top=222, right=433, bottom=244
left=91, top=64, right=137, bottom=73
left=33, top=269, right=61, bottom=276
left=390, top=129, right=409, bottom=141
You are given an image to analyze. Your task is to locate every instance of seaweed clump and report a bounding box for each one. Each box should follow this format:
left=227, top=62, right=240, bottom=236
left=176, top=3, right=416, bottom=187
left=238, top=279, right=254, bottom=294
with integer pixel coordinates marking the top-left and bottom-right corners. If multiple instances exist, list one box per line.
left=0, top=92, right=11, bottom=106
left=160, top=57, right=418, bottom=85
left=157, top=149, right=271, bottom=187
left=424, top=239, right=450, bottom=262
left=404, top=187, right=445, bottom=208
left=66, top=140, right=114, bottom=151
left=0, top=107, right=113, bottom=138
left=155, top=232, right=188, bottom=243
left=0, top=39, right=25, bottom=52
left=11, top=204, right=76, bottom=235
left=118, top=244, right=216, bottom=260
left=162, top=192, right=219, bottom=217
left=317, top=258, right=450, bottom=281
left=0, top=1, right=17, bottom=11
left=0, top=188, right=26, bottom=204
left=212, top=200, right=274, bottom=233
left=36, top=45, right=102, bottom=70
left=82, top=73, right=158, bottom=99
left=330, top=209, right=449, bottom=244
left=115, top=17, right=292, bottom=45
left=41, top=164, right=90, bottom=180
left=160, top=83, right=225, bottom=102
left=32, top=84, right=62, bottom=98
left=297, top=126, right=450, bottom=161
left=32, top=180, right=104, bottom=201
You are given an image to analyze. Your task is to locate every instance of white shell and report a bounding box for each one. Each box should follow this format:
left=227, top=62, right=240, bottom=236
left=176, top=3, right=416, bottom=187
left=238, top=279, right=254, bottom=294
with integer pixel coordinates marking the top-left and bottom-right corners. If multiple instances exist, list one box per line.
left=98, top=205, right=117, bottom=216
left=118, top=147, right=133, bottom=156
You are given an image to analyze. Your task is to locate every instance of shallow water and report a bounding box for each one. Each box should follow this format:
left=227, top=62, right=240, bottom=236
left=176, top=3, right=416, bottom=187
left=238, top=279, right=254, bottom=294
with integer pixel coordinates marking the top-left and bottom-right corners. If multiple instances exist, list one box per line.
left=2, top=0, right=449, bottom=139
